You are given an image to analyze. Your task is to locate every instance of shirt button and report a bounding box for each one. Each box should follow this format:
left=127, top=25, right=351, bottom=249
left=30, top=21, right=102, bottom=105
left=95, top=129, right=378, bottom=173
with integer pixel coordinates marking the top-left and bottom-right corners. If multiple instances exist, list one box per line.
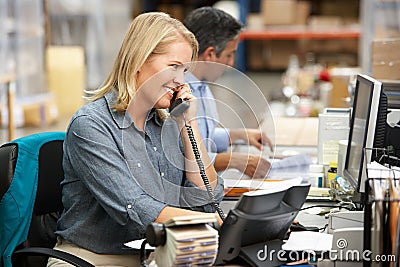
left=153, top=147, right=157, bottom=151
left=160, top=172, right=165, bottom=177
left=127, top=204, right=132, bottom=209
left=137, top=163, right=141, bottom=168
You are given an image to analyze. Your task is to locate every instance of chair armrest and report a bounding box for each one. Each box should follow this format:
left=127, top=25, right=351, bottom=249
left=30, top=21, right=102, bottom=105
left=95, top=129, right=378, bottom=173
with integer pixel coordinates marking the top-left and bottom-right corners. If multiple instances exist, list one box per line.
left=13, top=247, right=95, bottom=267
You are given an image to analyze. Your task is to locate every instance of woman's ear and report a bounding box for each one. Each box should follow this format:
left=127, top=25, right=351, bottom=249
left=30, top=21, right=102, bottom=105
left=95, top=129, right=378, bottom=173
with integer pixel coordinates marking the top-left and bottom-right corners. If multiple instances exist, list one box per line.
left=201, top=46, right=217, bottom=62
left=134, top=71, right=141, bottom=91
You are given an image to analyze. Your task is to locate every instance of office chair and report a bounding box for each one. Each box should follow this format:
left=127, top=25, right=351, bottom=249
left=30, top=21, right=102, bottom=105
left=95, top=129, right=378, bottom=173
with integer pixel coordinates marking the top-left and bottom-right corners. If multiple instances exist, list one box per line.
left=0, top=132, right=94, bottom=267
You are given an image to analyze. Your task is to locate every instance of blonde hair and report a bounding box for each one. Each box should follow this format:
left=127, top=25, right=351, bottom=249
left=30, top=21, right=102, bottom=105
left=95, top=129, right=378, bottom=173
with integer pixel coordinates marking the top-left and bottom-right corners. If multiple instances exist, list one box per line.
left=86, top=12, right=198, bottom=112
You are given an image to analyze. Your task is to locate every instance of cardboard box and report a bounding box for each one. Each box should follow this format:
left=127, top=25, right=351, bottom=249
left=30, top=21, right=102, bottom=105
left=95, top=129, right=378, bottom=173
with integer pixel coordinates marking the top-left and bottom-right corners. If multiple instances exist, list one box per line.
left=19, top=93, right=58, bottom=127
left=246, top=13, right=264, bottom=29
left=247, top=40, right=268, bottom=70
left=295, top=1, right=311, bottom=25
left=157, top=4, right=184, bottom=21
left=308, top=16, right=343, bottom=29
left=319, top=0, right=359, bottom=18
left=265, top=40, right=300, bottom=70
left=261, top=0, right=296, bottom=25
left=372, top=38, right=400, bottom=80
left=46, top=46, right=86, bottom=117
left=329, top=67, right=361, bottom=108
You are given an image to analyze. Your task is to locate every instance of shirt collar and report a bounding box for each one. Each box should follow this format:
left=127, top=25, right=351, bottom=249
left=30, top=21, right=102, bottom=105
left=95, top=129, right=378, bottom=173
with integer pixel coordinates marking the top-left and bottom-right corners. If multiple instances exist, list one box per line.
left=146, top=108, right=163, bottom=126
left=185, top=72, right=206, bottom=92
left=104, top=90, right=162, bottom=129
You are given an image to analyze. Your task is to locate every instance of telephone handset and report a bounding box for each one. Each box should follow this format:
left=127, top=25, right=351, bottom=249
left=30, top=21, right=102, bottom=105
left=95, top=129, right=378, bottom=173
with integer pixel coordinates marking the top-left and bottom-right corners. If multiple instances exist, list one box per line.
left=169, top=91, right=225, bottom=222
left=169, top=92, right=190, bottom=117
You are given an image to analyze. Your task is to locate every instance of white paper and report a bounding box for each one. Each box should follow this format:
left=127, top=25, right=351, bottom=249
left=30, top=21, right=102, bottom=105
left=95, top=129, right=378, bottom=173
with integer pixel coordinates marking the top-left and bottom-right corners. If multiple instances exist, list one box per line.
left=223, top=177, right=303, bottom=192
left=267, top=154, right=313, bottom=180
left=367, top=161, right=400, bottom=179
left=282, top=232, right=333, bottom=251
left=270, top=154, right=313, bottom=169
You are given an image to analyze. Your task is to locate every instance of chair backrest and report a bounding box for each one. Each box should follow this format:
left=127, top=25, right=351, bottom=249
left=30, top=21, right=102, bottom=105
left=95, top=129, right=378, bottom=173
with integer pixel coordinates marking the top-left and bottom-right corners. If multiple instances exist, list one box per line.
left=0, top=132, right=66, bottom=267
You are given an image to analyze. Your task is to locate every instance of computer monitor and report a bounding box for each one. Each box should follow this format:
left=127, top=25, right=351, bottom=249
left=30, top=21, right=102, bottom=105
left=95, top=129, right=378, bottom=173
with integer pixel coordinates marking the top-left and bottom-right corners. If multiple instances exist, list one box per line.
left=215, top=184, right=310, bottom=266
left=382, top=80, right=400, bottom=109
left=382, top=80, right=400, bottom=160
left=343, top=74, right=387, bottom=198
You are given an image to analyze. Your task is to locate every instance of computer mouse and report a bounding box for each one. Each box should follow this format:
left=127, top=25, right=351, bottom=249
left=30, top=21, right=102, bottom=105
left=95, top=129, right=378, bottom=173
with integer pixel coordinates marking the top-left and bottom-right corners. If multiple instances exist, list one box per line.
left=290, top=222, right=319, bottom=232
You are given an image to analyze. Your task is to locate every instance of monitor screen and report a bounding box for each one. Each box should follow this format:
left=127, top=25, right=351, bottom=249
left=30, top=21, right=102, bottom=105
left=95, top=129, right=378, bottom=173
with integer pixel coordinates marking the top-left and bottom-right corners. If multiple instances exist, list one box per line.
left=343, top=74, right=385, bottom=194
left=215, top=184, right=310, bottom=266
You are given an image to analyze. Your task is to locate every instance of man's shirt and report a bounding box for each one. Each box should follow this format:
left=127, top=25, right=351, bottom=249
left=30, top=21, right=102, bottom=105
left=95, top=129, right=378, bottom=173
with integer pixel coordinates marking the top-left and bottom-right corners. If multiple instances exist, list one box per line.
left=185, top=72, right=230, bottom=158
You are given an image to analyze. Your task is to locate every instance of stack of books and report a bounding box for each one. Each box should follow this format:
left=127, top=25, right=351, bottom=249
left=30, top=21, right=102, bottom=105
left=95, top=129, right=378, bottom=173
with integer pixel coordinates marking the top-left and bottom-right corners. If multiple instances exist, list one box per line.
left=155, top=214, right=219, bottom=267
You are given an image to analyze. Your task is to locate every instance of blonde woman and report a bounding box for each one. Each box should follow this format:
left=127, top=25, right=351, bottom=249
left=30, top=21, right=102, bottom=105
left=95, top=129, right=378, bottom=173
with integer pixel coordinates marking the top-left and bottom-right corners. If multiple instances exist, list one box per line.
left=48, top=12, right=224, bottom=267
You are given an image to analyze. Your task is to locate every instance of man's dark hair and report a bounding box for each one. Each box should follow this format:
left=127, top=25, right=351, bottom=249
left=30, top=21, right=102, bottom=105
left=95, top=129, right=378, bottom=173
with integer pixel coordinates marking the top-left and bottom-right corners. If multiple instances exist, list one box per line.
left=183, top=6, right=243, bottom=57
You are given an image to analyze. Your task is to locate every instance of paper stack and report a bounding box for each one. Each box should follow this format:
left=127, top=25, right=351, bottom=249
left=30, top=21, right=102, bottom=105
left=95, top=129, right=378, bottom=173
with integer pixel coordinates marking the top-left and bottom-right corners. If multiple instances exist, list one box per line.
left=155, top=214, right=219, bottom=267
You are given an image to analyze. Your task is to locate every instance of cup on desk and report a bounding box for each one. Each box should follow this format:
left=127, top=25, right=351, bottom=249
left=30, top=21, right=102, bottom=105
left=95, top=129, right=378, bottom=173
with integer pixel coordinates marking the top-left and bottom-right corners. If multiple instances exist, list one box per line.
left=337, top=139, right=348, bottom=177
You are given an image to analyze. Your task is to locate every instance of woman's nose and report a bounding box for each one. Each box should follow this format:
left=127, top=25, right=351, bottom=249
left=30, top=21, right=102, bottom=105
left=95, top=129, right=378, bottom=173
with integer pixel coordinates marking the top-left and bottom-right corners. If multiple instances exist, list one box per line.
left=174, top=70, right=186, bottom=85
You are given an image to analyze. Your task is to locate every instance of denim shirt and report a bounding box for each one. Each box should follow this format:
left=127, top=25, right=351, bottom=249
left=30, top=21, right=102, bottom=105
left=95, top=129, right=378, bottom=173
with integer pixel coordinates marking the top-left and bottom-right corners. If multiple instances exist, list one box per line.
left=185, top=72, right=230, bottom=156
left=56, top=90, right=224, bottom=254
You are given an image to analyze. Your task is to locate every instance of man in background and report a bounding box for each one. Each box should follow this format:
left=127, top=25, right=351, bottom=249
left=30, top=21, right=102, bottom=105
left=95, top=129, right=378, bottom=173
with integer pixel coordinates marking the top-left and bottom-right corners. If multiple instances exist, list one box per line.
left=183, top=6, right=273, bottom=178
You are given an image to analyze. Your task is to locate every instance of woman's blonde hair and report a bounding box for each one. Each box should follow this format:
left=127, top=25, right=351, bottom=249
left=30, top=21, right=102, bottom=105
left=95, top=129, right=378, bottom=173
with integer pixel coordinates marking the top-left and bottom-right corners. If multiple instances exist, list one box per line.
left=86, top=12, right=198, bottom=112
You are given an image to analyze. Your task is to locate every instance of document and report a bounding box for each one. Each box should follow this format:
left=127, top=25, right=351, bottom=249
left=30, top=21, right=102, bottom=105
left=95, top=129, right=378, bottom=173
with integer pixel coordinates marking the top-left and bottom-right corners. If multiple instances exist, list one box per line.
left=282, top=232, right=333, bottom=252
left=224, top=177, right=303, bottom=192
left=267, top=153, right=313, bottom=180
left=220, top=154, right=313, bottom=181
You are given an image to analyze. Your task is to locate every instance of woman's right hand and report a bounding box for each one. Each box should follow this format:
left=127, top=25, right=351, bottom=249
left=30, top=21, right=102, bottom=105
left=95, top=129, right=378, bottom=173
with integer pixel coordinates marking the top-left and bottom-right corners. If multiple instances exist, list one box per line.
left=170, top=84, right=198, bottom=129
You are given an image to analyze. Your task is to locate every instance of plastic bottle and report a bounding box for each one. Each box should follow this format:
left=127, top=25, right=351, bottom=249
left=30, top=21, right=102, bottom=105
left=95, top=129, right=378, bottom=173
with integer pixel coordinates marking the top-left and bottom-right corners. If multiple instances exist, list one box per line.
left=327, top=161, right=338, bottom=200
left=308, top=164, right=324, bottom=188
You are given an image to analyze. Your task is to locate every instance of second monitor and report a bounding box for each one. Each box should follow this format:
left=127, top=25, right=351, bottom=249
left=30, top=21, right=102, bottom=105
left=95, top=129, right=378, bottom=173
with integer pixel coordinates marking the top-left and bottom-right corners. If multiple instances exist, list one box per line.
left=342, top=74, right=388, bottom=201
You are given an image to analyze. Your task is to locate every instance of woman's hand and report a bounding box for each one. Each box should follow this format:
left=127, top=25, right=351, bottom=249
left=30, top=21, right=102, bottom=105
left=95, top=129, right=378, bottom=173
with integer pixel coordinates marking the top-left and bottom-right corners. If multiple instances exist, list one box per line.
left=170, top=84, right=197, bottom=125
left=230, top=128, right=273, bottom=152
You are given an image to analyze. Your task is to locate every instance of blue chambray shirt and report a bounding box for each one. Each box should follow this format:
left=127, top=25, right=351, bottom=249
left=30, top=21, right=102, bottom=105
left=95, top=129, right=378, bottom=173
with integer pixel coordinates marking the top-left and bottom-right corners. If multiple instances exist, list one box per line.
left=56, top=89, right=224, bottom=254
left=185, top=72, right=230, bottom=159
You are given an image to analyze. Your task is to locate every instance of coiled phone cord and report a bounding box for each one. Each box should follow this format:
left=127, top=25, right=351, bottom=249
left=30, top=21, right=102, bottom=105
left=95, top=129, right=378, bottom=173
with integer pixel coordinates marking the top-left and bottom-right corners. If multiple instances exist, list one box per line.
left=185, top=121, right=226, bottom=221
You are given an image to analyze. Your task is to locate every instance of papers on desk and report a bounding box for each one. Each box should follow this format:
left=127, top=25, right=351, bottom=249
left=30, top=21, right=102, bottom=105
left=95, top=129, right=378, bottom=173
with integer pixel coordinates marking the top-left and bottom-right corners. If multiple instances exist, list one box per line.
left=282, top=232, right=333, bottom=252
left=268, top=153, right=313, bottom=180
left=224, top=177, right=303, bottom=193
left=220, top=153, right=313, bottom=181
left=222, top=154, right=312, bottom=197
